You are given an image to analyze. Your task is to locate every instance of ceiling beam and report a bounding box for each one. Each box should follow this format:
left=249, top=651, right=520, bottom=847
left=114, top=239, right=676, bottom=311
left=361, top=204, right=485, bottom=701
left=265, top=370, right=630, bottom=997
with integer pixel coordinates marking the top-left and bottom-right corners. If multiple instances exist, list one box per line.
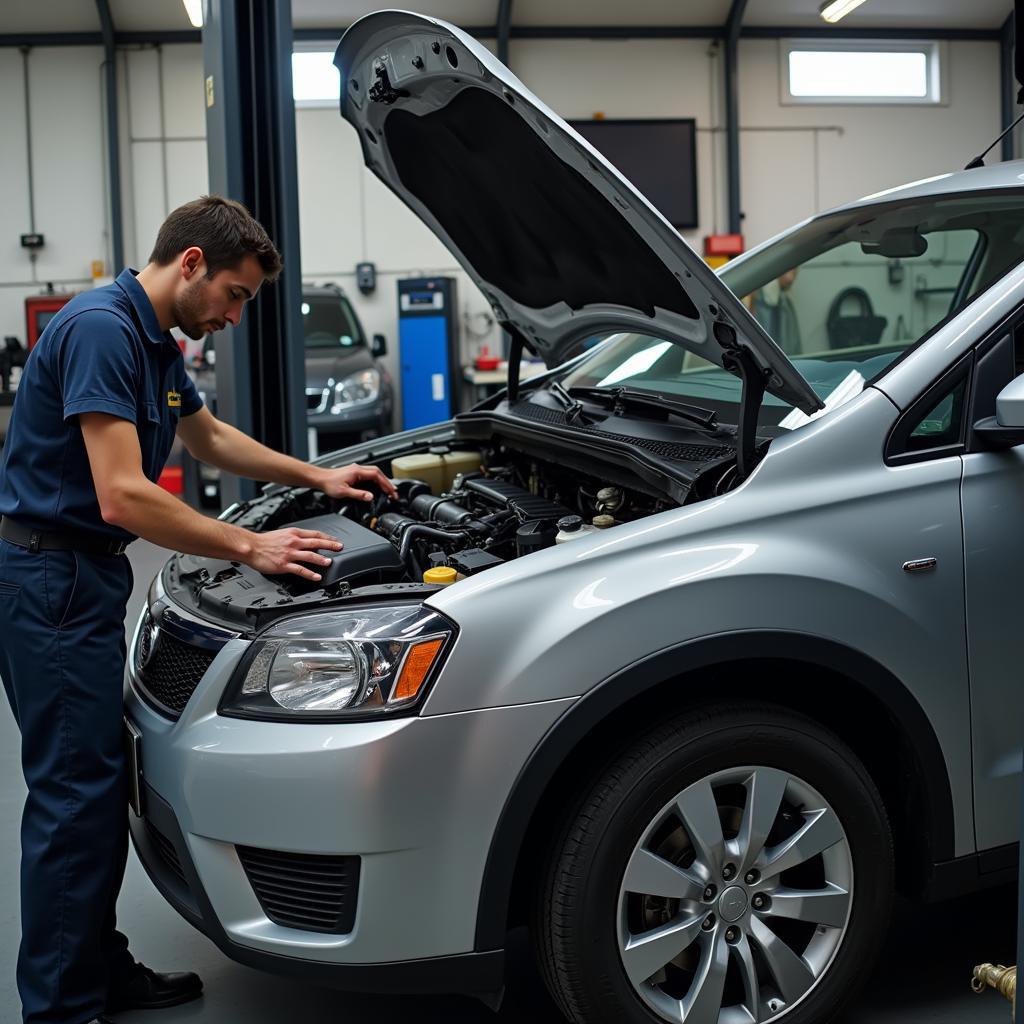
left=0, top=30, right=204, bottom=46
left=492, top=25, right=722, bottom=39
left=117, top=30, right=203, bottom=44
left=0, top=24, right=1003, bottom=48
left=742, top=25, right=1001, bottom=41
left=0, top=32, right=104, bottom=46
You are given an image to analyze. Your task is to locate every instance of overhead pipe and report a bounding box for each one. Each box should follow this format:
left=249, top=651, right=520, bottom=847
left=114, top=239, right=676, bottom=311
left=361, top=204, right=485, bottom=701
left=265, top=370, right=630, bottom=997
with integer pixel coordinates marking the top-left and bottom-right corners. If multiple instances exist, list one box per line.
left=20, top=49, right=36, bottom=237
left=95, top=0, right=124, bottom=274
left=724, top=0, right=748, bottom=236
left=496, top=0, right=513, bottom=66
left=1002, top=11, right=1017, bottom=162
left=19, top=47, right=39, bottom=284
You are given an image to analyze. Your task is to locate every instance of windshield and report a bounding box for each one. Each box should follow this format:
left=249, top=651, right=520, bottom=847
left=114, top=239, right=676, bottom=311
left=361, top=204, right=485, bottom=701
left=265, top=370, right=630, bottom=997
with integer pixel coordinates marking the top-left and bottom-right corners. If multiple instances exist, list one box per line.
left=302, top=294, right=365, bottom=350
left=562, top=190, right=1024, bottom=429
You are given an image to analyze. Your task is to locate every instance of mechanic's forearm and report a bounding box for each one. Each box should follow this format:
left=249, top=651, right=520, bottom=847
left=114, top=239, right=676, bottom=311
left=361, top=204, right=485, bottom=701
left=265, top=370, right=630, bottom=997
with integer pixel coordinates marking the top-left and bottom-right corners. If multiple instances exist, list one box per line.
left=103, top=477, right=255, bottom=559
left=196, top=419, right=325, bottom=489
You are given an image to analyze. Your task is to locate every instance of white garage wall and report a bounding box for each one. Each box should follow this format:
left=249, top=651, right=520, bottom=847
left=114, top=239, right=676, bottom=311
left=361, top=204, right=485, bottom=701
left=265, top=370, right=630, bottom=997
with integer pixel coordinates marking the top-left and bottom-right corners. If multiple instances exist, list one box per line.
left=0, top=43, right=207, bottom=346
left=506, top=38, right=726, bottom=253
left=738, top=39, right=1002, bottom=245
left=0, top=46, right=109, bottom=346
left=0, top=36, right=1006, bottom=385
left=122, top=45, right=209, bottom=269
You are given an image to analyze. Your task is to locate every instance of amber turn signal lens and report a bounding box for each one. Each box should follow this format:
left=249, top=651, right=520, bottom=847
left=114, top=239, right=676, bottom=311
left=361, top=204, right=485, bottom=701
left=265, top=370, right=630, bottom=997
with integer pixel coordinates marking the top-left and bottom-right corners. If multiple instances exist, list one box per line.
left=392, top=637, right=445, bottom=702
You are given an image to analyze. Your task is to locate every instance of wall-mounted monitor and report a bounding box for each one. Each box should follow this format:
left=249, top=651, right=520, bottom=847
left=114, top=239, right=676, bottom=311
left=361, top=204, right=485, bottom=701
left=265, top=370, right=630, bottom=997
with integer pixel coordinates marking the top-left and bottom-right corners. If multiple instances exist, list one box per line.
left=568, top=118, right=698, bottom=230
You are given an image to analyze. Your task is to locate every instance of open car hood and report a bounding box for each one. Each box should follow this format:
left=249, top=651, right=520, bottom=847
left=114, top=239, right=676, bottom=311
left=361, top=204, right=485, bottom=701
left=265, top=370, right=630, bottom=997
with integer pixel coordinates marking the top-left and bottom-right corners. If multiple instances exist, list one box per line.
left=335, top=11, right=823, bottom=414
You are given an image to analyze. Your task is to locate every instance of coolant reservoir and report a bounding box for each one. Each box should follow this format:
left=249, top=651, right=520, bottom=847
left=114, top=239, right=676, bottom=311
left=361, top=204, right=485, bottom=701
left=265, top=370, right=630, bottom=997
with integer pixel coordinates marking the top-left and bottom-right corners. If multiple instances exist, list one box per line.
left=423, top=566, right=459, bottom=585
left=392, top=454, right=445, bottom=495
left=441, top=450, right=481, bottom=491
left=556, top=515, right=597, bottom=544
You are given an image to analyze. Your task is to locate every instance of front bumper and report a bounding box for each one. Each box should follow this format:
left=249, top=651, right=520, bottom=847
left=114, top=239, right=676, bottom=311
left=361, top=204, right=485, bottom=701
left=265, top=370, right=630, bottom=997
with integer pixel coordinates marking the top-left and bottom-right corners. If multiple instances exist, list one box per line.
left=130, top=783, right=505, bottom=994
left=124, top=629, right=573, bottom=992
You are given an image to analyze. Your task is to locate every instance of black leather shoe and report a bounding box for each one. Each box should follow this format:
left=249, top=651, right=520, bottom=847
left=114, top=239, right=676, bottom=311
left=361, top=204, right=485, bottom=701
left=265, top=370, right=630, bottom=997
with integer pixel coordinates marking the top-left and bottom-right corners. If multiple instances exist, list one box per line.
left=106, top=961, right=203, bottom=1011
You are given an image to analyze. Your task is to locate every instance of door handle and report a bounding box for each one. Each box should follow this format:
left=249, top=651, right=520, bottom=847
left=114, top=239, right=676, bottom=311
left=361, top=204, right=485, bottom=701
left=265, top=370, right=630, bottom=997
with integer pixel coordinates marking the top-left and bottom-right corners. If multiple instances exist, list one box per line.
left=902, top=558, right=937, bottom=573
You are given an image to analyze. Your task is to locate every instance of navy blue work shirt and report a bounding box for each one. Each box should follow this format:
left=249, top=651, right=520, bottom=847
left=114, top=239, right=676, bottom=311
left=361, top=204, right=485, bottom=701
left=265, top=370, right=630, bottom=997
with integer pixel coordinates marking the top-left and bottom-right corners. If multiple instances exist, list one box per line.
left=0, top=269, right=203, bottom=541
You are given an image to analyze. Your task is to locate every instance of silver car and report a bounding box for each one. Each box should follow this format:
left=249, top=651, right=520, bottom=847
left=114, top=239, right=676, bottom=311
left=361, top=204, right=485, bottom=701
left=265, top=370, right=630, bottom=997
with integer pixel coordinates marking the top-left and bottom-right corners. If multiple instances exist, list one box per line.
left=125, top=12, right=1024, bottom=1024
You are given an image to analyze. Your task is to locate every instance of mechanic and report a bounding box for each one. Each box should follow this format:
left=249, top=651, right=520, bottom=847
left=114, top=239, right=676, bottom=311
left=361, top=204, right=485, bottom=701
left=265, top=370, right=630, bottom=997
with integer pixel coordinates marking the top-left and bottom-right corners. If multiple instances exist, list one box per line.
left=0, top=195, right=396, bottom=1024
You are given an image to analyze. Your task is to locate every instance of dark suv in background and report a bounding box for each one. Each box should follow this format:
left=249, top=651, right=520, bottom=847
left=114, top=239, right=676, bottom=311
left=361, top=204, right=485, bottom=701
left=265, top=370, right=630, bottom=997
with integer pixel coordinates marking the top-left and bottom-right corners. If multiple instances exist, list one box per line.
left=192, top=282, right=393, bottom=451
left=299, top=283, right=393, bottom=448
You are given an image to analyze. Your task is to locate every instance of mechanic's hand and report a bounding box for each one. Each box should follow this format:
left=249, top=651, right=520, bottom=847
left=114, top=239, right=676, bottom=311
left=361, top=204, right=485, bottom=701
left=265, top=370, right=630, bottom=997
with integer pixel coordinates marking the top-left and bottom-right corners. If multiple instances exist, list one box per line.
left=314, top=463, right=398, bottom=502
left=247, top=528, right=343, bottom=582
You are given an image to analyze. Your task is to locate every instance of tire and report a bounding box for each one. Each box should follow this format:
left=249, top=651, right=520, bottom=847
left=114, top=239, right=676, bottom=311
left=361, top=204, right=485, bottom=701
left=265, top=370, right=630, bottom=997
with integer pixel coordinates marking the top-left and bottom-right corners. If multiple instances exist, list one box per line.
left=533, top=702, right=893, bottom=1024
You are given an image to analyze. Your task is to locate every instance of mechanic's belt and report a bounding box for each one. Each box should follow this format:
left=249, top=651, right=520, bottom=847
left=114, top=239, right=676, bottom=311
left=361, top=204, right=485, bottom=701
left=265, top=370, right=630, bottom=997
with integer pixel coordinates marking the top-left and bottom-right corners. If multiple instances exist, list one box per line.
left=0, top=517, right=129, bottom=557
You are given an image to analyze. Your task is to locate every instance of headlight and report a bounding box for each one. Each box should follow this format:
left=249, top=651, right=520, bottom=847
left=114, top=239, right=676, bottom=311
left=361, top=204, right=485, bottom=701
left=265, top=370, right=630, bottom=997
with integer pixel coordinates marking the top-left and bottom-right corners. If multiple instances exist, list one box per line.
left=220, top=604, right=455, bottom=720
left=331, top=368, right=380, bottom=412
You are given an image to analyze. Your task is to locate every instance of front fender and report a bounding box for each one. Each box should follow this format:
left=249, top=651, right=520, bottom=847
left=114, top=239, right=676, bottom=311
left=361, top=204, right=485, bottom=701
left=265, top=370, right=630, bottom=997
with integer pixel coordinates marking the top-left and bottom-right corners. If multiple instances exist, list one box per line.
left=472, top=630, right=955, bottom=950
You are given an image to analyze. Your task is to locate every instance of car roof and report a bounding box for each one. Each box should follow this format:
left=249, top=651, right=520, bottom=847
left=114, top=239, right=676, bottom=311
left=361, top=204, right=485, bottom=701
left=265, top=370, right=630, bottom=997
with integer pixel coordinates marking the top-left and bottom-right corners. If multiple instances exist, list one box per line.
left=834, top=159, right=1024, bottom=214
left=302, top=283, right=348, bottom=299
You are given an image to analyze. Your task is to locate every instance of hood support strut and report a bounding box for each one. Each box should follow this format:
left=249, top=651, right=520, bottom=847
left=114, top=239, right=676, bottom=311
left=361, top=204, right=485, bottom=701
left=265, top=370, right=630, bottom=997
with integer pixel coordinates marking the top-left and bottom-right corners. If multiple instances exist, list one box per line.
left=716, top=323, right=766, bottom=482
left=505, top=328, right=527, bottom=403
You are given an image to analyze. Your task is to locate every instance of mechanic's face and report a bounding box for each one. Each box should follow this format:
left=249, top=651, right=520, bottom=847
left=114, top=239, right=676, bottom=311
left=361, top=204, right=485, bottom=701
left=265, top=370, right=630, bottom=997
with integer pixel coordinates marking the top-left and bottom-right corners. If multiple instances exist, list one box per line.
left=778, top=268, right=799, bottom=291
left=173, top=252, right=265, bottom=340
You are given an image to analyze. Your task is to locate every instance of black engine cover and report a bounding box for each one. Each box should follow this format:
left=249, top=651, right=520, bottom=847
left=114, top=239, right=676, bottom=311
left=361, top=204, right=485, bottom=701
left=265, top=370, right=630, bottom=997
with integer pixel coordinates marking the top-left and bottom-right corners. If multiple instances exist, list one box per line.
left=275, top=514, right=405, bottom=588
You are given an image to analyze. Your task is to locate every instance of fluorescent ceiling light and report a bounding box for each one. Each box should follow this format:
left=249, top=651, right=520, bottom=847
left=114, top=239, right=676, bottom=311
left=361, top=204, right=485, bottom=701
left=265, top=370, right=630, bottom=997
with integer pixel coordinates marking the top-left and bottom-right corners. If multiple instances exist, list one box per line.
left=819, top=0, right=869, bottom=23
left=182, top=0, right=203, bottom=29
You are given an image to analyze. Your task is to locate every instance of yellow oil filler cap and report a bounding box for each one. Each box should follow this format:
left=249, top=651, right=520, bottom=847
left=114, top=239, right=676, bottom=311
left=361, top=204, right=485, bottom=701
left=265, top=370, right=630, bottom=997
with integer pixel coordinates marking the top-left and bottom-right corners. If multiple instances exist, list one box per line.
left=423, top=566, right=458, bottom=586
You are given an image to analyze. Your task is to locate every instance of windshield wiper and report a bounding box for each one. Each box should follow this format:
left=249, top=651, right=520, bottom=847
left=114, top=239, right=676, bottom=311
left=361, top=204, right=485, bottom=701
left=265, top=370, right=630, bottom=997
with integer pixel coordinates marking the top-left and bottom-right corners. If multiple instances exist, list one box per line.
left=545, top=380, right=591, bottom=424
left=566, top=386, right=718, bottom=429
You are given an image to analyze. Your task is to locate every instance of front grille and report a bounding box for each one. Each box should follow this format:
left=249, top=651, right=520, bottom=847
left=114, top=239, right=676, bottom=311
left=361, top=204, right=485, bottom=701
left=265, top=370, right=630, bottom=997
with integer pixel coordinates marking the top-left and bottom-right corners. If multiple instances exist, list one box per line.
left=146, top=819, right=187, bottom=887
left=508, top=401, right=733, bottom=463
left=135, top=612, right=218, bottom=719
left=237, top=846, right=360, bottom=934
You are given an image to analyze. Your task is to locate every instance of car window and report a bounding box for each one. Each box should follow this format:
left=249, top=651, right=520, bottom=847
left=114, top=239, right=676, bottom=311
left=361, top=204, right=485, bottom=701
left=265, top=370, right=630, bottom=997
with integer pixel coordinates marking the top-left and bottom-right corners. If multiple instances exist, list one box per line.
left=906, top=378, right=966, bottom=450
left=302, top=295, right=365, bottom=350
left=884, top=356, right=971, bottom=465
left=743, top=230, right=978, bottom=359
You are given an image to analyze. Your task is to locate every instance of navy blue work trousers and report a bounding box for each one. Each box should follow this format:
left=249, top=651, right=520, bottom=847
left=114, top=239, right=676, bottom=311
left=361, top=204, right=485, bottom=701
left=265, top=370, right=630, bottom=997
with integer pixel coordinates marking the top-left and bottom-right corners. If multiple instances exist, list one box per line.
left=0, top=539, right=135, bottom=1024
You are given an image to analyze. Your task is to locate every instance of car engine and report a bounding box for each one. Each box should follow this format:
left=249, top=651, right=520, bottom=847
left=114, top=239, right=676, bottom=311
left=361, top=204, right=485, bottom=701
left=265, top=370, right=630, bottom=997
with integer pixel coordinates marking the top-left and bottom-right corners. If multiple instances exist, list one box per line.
left=163, top=442, right=678, bottom=630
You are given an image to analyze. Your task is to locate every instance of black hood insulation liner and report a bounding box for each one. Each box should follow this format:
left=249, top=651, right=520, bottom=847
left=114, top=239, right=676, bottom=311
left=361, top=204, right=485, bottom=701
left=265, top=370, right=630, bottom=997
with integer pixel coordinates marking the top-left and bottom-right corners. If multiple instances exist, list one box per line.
left=385, top=87, right=699, bottom=321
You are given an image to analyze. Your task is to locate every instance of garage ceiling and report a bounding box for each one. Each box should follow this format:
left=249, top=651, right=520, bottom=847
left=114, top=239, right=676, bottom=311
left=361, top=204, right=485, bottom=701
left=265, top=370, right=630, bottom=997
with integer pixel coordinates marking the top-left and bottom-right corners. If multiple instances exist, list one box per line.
left=1, top=0, right=1014, bottom=35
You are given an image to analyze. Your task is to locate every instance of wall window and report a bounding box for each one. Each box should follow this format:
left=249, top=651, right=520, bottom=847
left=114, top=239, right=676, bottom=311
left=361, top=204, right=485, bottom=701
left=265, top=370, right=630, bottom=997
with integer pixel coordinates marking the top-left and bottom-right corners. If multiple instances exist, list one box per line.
left=293, top=48, right=340, bottom=107
left=782, top=41, right=942, bottom=105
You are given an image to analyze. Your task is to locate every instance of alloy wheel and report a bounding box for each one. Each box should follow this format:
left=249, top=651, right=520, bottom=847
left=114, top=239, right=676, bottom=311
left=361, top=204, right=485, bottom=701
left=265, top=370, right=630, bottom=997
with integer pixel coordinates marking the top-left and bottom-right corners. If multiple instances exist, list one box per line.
left=616, top=766, right=853, bottom=1024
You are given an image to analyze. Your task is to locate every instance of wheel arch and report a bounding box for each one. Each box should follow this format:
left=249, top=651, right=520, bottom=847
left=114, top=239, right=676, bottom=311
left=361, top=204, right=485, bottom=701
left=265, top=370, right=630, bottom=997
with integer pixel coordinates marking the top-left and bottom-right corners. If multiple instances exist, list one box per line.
left=473, top=630, right=955, bottom=950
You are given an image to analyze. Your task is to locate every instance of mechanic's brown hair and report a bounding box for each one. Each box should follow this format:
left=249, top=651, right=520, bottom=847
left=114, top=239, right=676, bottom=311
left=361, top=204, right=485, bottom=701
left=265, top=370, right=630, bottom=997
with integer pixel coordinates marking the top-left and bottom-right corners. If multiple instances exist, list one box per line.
left=149, top=195, right=283, bottom=281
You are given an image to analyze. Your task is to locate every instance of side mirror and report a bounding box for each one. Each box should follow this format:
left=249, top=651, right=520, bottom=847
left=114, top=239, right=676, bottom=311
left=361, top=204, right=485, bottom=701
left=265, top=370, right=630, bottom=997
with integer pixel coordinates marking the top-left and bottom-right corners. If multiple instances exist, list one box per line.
left=371, top=333, right=387, bottom=358
left=974, top=374, right=1024, bottom=449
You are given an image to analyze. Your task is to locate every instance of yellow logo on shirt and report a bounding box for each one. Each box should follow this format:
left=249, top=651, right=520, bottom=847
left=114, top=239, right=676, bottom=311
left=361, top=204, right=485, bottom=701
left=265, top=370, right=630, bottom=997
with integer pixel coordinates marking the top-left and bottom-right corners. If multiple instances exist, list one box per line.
left=167, top=391, right=181, bottom=409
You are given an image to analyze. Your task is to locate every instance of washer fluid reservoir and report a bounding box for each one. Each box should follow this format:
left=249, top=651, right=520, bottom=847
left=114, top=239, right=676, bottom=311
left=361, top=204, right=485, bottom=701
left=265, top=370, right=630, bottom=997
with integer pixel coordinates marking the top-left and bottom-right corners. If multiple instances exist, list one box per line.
left=555, top=515, right=597, bottom=544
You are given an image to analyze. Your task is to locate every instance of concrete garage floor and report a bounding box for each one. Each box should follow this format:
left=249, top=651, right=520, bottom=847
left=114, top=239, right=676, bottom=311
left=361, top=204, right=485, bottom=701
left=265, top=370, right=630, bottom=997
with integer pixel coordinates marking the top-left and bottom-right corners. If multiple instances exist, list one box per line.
left=0, top=538, right=1014, bottom=1024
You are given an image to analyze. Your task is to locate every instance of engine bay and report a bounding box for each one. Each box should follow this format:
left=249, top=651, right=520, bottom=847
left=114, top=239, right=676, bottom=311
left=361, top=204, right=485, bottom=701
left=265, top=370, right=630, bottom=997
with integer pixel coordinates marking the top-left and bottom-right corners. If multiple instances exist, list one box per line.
left=162, top=435, right=718, bottom=627
left=160, top=420, right=746, bottom=631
